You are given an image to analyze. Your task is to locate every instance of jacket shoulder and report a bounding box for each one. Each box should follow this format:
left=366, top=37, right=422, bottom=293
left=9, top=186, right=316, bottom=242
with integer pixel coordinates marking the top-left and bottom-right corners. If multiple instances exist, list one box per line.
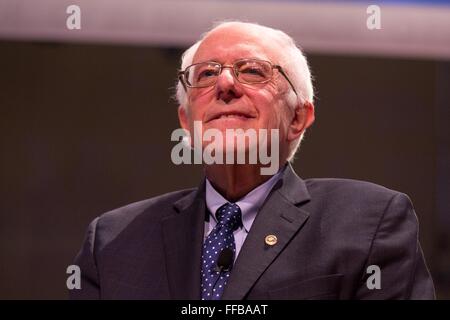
left=302, top=177, right=414, bottom=215
left=92, top=188, right=196, bottom=243
left=304, top=177, right=404, bottom=199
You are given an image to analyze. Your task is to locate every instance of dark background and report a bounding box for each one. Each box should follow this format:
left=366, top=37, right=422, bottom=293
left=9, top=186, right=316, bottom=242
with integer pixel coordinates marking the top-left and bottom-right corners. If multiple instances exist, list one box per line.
left=0, top=41, right=449, bottom=299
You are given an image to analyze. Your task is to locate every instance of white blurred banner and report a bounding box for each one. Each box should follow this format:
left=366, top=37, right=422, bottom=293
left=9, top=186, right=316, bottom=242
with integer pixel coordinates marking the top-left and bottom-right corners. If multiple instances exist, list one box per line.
left=0, top=0, right=449, bottom=59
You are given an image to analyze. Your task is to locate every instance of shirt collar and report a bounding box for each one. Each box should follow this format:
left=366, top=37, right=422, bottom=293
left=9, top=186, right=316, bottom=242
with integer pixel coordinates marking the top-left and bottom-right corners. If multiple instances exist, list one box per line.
left=205, top=166, right=285, bottom=232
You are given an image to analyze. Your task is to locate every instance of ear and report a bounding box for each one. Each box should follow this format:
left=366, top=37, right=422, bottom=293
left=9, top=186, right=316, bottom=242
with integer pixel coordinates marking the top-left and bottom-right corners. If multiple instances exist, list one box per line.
left=178, top=105, right=190, bottom=131
left=287, top=101, right=315, bottom=142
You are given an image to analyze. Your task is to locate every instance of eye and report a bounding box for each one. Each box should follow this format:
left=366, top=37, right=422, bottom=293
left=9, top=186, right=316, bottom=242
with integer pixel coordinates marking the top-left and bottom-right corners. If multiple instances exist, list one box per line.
left=237, top=61, right=270, bottom=82
left=240, top=65, right=264, bottom=76
left=198, top=68, right=217, bottom=80
left=185, top=62, right=221, bottom=86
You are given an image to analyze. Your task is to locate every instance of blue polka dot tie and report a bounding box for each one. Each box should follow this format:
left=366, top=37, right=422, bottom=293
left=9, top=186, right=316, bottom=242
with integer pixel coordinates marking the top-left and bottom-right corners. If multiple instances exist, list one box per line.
left=201, top=203, right=242, bottom=300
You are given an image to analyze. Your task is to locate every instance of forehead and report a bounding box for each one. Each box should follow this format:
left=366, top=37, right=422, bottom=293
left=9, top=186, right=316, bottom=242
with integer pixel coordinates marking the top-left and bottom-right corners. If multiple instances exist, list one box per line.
left=193, top=26, right=281, bottom=64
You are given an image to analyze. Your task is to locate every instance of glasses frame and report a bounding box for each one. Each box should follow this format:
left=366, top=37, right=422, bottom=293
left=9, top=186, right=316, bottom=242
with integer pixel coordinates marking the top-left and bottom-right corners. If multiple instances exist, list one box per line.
left=178, top=58, right=297, bottom=96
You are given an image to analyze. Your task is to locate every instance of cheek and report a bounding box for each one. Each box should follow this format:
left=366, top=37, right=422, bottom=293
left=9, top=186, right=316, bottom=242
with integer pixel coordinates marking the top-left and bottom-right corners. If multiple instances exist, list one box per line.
left=188, top=89, right=215, bottom=120
left=252, top=90, right=286, bottom=128
left=185, top=105, right=204, bottom=125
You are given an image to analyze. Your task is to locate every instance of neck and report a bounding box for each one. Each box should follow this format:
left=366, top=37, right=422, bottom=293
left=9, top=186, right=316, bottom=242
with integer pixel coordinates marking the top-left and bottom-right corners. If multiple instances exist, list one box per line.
left=205, top=163, right=284, bottom=202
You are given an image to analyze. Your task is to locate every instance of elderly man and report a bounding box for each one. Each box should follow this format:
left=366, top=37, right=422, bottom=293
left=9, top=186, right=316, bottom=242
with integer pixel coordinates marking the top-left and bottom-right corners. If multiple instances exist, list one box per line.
left=71, top=21, right=435, bottom=300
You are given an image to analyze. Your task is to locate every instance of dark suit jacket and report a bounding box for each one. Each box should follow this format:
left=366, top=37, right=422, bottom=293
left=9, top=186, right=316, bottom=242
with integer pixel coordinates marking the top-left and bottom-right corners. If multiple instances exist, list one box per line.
left=70, top=164, right=435, bottom=299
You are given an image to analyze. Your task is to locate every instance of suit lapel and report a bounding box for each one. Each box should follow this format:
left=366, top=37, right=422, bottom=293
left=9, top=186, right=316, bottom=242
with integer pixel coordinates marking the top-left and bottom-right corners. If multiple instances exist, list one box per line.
left=162, top=181, right=206, bottom=299
left=221, top=164, right=311, bottom=300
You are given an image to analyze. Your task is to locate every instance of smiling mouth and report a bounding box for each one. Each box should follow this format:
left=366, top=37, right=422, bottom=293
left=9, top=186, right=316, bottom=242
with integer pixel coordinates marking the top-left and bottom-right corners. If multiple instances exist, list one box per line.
left=209, top=112, right=255, bottom=122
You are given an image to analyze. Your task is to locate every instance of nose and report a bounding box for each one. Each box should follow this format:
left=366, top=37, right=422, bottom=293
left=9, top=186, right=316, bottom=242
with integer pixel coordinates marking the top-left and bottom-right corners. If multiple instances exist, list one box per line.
left=215, top=67, right=243, bottom=104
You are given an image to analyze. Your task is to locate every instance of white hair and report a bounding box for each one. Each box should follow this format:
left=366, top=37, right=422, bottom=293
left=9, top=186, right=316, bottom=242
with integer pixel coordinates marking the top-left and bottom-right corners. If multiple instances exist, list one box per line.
left=175, top=21, right=314, bottom=162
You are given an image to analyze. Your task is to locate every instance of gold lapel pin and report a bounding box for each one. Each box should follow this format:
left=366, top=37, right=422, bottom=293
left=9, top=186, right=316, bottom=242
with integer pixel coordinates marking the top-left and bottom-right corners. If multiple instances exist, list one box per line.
left=265, top=234, right=278, bottom=246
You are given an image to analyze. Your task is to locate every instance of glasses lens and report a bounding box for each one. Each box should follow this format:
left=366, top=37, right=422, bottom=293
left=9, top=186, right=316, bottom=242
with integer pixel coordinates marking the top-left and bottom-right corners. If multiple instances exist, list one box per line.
left=185, top=62, right=220, bottom=87
left=235, top=60, right=272, bottom=84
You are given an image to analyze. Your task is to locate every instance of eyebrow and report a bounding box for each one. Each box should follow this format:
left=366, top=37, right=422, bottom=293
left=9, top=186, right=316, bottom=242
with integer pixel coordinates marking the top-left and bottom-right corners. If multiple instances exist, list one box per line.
left=193, top=57, right=269, bottom=64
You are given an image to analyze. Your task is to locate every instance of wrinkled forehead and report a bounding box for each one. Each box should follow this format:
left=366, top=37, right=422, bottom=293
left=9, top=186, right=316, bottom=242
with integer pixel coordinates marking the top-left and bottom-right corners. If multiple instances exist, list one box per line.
left=193, top=26, right=284, bottom=65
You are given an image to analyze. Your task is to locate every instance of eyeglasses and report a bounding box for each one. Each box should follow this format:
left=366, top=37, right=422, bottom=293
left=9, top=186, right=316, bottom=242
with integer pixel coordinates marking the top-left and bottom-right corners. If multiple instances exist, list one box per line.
left=178, top=58, right=297, bottom=96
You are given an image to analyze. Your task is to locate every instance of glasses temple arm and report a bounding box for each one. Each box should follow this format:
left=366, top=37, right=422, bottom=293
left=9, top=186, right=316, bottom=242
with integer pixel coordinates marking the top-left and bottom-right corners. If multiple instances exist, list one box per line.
left=178, top=72, right=188, bottom=92
left=275, top=66, right=298, bottom=97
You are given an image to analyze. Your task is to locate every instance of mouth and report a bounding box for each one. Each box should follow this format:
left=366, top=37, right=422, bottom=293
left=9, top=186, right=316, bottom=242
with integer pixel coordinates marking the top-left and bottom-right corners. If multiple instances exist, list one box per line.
left=207, top=111, right=256, bottom=122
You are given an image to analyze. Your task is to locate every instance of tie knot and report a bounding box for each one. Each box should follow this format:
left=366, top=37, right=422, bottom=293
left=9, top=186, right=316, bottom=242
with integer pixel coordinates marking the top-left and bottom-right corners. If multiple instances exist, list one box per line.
left=216, top=203, right=242, bottom=231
